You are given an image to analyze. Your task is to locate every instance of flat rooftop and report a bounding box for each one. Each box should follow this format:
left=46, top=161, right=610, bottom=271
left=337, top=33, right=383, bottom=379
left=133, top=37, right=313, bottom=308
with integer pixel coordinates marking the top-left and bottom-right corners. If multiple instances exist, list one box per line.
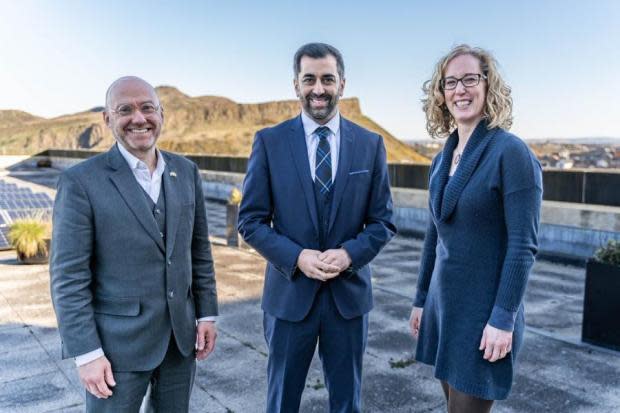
left=0, top=165, right=619, bottom=412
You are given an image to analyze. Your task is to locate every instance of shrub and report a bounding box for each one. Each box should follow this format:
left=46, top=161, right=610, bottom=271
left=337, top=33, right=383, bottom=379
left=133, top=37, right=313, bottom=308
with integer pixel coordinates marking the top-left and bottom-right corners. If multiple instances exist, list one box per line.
left=8, top=216, right=51, bottom=258
left=594, top=240, right=620, bottom=267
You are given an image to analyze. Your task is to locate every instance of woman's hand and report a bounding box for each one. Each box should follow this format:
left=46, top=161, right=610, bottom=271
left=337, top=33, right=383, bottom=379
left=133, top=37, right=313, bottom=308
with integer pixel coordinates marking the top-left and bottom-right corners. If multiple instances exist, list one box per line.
left=409, top=306, right=423, bottom=338
left=479, top=323, right=513, bottom=362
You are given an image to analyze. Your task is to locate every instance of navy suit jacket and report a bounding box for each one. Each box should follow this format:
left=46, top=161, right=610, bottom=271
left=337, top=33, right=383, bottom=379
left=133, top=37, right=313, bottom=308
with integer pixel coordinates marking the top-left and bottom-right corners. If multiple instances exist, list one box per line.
left=238, top=115, right=396, bottom=322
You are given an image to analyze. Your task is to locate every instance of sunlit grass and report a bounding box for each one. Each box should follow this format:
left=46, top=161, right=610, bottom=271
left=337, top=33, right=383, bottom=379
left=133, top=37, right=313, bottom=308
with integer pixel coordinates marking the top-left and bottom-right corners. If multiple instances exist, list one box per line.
left=8, top=213, right=51, bottom=258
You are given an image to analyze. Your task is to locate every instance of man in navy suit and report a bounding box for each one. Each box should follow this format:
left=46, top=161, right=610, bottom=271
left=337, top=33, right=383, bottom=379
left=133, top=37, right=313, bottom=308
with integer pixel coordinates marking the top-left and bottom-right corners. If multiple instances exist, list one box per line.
left=238, top=43, right=396, bottom=412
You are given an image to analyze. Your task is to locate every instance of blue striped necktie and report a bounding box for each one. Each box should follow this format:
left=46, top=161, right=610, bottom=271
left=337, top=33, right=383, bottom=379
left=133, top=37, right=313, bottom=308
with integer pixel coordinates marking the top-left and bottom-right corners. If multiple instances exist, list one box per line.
left=314, top=126, right=332, bottom=196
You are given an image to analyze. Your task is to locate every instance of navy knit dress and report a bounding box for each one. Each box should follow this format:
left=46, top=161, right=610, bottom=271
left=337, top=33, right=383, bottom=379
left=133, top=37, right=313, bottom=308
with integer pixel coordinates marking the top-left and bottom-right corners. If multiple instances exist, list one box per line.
left=413, top=120, right=542, bottom=400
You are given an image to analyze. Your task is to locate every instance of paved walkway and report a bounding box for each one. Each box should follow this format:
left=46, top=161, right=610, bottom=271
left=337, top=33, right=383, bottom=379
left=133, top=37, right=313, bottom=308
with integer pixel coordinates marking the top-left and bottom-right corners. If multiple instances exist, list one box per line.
left=0, top=166, right=619, bottom=412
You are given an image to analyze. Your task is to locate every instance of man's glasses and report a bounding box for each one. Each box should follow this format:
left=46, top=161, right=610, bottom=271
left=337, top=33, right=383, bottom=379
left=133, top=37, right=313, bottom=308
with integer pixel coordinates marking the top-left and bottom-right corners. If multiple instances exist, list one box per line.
left=440, top=74, right=487, bottom=91
left=109, top=102, right=160, bottom=117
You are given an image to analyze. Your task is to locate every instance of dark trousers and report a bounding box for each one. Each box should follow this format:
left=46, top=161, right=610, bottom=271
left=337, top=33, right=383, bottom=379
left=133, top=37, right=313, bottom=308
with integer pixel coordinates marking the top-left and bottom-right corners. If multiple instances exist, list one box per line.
left=85, top=334, right=196, bottom=413
left=263, top=285, right=368, bottom=413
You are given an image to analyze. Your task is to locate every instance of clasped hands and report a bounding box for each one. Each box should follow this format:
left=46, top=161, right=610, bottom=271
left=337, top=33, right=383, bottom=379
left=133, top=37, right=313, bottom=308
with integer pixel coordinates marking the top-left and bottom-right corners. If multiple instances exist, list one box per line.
left=297, top=248, right=351, bottom=281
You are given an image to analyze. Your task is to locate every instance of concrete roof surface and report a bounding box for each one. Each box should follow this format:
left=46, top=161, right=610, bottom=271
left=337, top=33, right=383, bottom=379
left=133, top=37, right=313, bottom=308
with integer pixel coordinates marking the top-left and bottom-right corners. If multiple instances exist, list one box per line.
left=0, top=166, right=618, bottom=413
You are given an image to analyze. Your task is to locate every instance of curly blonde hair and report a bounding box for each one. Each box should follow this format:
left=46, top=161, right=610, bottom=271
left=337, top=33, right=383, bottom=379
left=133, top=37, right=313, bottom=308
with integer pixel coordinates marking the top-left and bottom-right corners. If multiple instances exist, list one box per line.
left=422, top=44, right=513, bottom=138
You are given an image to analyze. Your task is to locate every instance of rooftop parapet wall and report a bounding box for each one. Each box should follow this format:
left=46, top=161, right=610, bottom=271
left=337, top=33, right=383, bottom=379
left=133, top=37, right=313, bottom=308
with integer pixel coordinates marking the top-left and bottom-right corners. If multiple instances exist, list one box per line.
left=34, top=149, right=620, bottom=207
left=390, top=188, right=620, bottom=261
left=392, top=188, right=620, bottom=233
left=195, top=173, right=620, bottom=261
left=15, top=152, right=620, bottom=261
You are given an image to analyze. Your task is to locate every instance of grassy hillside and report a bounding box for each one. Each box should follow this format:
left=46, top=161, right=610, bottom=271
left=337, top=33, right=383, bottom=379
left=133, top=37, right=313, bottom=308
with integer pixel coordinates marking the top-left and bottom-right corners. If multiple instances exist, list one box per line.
left=0, top=87, right=429, bottom=163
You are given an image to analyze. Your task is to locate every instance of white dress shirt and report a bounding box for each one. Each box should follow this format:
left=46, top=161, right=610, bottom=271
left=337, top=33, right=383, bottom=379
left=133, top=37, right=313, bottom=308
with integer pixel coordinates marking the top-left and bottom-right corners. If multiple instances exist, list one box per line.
left=75, top=143, right=214, bottom=367
left=301, top=110, right=341, bottom=180
left=117, top=142, right=166, bottom=203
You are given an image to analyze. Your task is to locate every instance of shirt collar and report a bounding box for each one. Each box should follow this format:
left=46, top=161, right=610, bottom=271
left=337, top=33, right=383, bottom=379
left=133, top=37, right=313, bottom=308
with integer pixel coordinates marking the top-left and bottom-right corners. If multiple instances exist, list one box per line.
left=301, top=110, right=341, bottom=138
left=117, top=142, right=166, bottom=175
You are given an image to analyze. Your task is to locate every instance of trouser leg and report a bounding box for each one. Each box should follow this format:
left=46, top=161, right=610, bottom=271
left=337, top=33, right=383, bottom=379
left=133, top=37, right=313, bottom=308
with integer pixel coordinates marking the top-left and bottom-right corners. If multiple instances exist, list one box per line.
left=149, top=335, right=196, bottom=413
left=317, top=286, right=368, bottom=413
left=263, top=305, right=321, bottom=413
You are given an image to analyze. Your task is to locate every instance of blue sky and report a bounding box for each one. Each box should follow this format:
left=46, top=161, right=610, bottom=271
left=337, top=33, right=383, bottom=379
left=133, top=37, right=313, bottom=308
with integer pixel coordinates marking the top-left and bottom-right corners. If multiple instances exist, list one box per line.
left=0, top=0, right=618, bottom=140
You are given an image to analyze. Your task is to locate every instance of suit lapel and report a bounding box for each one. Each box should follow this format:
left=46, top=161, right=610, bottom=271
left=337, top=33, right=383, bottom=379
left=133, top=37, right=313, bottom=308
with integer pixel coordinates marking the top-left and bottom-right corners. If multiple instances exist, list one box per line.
left=435, top=120, right=497, bottom=223
left=327, top=117, right=354, bottom=234
left=288, top=116, right=319, bottom=235
left=107, top=145, right=165, bottom=253
left=162, top=154, right=181, bottom=260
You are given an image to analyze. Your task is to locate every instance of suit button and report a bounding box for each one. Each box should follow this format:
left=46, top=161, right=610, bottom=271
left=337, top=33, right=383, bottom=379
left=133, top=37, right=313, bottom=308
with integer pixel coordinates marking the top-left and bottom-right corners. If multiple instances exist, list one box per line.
left=168, top=290, right=174, bottom=299
left=160, top=232, right=164, bottom=238
left=167, top=260, right=172, bottom=265
left=155, top=208, right=161, bottom=214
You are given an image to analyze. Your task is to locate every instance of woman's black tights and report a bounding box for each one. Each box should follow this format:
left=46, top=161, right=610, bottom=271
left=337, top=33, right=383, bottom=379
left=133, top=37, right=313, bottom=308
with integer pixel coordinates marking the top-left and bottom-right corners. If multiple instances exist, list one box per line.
left=440, top=381, right=494, bottom=413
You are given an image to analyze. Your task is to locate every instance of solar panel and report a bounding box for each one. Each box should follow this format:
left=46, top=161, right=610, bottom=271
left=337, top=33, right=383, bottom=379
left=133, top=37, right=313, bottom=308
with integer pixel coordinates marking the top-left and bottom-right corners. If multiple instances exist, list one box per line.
left=6, top=210, right=25, bottom=221
left=7, top=209, right=52, bottom=221
left=0, top=227, right=10, bottom=250
left=0, top=188, right=29, bottom=193
left=5, top=200, right=40, bottom=208
left=0, top=178, right=54, bottom=251
left=0, top=193, right=52, bottom=200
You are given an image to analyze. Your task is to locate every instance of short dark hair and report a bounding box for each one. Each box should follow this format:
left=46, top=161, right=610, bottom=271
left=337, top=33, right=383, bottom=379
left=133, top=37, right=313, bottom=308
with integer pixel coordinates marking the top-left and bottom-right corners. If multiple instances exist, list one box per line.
left=293, top=43, right=345, bottom=79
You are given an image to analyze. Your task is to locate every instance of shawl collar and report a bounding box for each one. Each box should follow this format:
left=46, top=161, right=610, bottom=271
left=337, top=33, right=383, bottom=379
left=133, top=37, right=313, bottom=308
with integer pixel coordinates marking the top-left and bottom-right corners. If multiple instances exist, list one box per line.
left=430, top=120, right=497, bottom=223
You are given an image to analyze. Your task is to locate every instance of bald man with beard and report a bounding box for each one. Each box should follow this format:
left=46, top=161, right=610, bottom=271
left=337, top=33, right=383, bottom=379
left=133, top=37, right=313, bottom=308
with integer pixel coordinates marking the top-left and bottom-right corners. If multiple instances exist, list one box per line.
left=50, top=76, right=218, bottom=412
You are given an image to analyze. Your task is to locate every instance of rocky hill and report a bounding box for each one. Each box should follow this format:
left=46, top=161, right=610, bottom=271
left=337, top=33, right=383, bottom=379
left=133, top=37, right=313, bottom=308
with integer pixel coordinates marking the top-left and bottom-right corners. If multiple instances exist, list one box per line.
left=0, top=87, right=428, bottom=163
left=0, top=110, right=42, bottom=128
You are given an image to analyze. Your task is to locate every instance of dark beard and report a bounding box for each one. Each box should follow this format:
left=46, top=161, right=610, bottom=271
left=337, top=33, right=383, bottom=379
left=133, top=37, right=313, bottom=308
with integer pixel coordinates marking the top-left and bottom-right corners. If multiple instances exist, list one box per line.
left=301, top=92, right=339, bottom=122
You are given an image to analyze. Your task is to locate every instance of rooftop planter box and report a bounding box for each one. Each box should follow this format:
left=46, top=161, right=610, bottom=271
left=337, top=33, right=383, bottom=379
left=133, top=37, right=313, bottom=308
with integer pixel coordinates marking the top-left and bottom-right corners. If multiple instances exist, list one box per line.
left=582, top=240, right=620, bottom=351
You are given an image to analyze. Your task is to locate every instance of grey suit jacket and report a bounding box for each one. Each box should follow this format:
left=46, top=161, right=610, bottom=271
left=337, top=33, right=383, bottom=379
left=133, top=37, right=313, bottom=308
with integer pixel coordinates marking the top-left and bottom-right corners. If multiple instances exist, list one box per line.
left=50, top=144, right=218, bottom=371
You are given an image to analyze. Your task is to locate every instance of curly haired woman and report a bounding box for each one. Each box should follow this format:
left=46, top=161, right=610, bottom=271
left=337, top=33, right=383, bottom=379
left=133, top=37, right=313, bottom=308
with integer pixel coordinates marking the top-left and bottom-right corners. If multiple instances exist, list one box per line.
left=409, top=45, right=543, bottom=412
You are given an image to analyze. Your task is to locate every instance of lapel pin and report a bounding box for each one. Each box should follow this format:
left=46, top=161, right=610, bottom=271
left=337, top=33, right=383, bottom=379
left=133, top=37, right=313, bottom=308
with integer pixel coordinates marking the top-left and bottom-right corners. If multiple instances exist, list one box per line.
left=170, top=171, right=177, bottom=178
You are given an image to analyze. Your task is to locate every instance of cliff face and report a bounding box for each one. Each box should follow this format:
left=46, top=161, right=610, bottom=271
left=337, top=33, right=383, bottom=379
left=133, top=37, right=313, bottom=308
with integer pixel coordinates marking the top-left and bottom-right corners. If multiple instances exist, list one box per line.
left=0, top=87, right=428, bottom=163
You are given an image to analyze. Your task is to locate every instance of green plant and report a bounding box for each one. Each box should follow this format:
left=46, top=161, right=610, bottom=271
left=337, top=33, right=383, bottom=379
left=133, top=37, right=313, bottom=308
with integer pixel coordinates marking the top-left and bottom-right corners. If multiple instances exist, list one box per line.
left=8, top=216, right=51, bottom=258
left=389, top=357, right=416, bottom=369
left=594, top=240, right=620, bottom=267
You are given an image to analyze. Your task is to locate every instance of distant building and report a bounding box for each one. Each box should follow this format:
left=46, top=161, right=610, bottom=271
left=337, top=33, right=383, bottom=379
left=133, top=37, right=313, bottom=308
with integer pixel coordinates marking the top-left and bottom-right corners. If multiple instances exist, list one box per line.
left=408, top=141, right=619, bottom=170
